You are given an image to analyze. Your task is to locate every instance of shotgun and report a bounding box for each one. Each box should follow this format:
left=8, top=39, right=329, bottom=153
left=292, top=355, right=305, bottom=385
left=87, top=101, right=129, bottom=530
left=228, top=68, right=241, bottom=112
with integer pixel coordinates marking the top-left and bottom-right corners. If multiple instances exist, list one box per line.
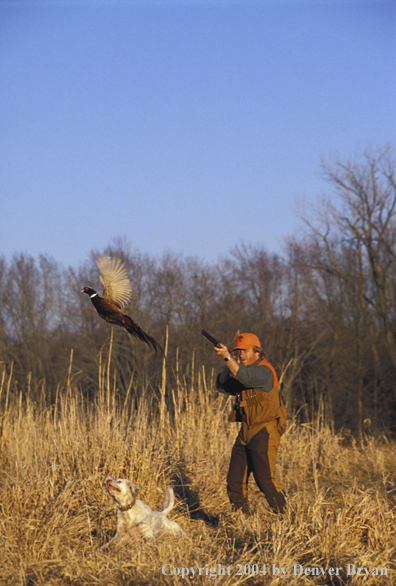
left=201, top=330, right=221, bottom=346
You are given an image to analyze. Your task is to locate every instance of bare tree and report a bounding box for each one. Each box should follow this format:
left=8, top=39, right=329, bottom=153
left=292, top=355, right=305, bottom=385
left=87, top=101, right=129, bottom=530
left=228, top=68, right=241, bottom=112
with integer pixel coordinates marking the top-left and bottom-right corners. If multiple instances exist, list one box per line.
left=301, top=146, right=396, bottom=432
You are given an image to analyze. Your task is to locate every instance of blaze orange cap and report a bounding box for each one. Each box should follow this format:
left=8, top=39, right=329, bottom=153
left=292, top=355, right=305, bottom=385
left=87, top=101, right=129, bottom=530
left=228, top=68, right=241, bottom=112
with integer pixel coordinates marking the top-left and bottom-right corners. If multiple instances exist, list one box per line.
left=233, top=333, right=261, bottom=351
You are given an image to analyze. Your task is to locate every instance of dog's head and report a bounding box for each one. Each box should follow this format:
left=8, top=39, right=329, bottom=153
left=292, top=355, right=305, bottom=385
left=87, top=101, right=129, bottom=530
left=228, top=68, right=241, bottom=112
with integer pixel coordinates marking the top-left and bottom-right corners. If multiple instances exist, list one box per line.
left=103, top=475, right=140, bottom=508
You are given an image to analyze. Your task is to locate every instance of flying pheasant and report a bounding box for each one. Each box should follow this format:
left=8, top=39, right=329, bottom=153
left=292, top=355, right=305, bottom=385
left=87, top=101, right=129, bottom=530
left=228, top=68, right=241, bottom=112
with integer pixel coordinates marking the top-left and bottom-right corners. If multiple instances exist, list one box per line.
left=81, top=256, right=163, bottom=354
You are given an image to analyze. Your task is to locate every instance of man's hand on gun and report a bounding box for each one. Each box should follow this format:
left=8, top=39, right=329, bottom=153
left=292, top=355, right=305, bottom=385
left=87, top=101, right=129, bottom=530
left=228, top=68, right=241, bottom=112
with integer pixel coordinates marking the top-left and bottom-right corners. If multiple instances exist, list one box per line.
left=202, top=330, right=239, bottom=382
left=201, top=330, right=232, bottom=360
left=214, top=343, right=231, bottom=359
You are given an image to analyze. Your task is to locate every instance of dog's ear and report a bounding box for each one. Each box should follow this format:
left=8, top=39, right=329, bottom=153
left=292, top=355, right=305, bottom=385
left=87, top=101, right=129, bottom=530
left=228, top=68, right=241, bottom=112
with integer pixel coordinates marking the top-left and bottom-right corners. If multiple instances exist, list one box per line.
left=103, top=476, right=113, bottom=490
left=128, top=481, right=140, bottom=496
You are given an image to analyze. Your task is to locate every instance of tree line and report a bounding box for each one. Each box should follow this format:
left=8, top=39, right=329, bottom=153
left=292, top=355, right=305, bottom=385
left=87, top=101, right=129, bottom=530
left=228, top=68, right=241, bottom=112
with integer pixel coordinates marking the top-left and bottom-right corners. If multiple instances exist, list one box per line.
left=1, top=146, right=395, bottom=435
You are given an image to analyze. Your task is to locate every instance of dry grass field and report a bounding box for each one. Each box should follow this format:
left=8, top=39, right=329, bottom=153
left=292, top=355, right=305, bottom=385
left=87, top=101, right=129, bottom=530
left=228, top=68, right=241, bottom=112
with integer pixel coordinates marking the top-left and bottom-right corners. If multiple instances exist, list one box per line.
left=0, top=343, right=395, bottom=586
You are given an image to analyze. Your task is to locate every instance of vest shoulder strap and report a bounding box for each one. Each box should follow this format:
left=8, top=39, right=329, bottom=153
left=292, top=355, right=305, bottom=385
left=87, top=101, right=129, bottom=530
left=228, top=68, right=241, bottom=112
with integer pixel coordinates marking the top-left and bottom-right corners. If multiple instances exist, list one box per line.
left=257, top=357, right=279, bottom=387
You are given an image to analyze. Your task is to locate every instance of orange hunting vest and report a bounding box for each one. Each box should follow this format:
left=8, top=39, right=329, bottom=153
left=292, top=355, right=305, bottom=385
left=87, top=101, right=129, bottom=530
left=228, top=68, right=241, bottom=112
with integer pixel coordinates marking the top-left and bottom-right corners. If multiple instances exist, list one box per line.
left=228, top=358, right=284, bottom=430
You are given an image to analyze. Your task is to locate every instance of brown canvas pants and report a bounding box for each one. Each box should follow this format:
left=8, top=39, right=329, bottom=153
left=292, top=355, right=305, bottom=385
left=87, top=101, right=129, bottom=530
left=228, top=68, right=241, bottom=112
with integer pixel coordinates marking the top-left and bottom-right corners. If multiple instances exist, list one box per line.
left=227, top=420, right=286, bottom=514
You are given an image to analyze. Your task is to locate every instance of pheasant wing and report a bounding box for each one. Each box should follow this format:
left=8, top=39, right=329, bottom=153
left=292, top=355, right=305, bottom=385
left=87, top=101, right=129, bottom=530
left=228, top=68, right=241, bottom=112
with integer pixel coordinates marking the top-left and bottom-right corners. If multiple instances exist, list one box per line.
left=96, top=256, right=132, bottom=311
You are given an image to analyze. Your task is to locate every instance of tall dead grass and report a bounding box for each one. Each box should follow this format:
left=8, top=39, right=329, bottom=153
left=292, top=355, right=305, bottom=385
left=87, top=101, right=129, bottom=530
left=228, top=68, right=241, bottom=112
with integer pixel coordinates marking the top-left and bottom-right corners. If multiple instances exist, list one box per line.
left=0, top=337, right=395, bottom=585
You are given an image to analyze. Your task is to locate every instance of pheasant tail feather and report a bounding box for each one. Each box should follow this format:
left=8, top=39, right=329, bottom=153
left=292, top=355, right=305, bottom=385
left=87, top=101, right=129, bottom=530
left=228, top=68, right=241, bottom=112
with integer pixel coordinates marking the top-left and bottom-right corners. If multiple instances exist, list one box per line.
left=124, top=314, right=164, bottom=355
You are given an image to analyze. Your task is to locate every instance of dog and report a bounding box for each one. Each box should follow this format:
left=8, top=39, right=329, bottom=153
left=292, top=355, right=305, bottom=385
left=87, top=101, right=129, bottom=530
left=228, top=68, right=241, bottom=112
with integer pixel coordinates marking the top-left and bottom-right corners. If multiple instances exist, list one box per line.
left=102, top=475, right=184, bottom=545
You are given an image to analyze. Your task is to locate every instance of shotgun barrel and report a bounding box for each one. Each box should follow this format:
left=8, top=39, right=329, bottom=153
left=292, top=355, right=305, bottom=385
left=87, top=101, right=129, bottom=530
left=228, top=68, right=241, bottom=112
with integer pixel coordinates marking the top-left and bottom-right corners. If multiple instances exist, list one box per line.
left=201, top=330, right=220, bottom=346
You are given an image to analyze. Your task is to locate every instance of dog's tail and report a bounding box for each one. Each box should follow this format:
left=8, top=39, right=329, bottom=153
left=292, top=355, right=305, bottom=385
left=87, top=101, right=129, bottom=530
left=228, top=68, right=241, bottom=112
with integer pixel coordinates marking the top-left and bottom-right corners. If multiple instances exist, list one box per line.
left=160, top=486, right=175, bottom=516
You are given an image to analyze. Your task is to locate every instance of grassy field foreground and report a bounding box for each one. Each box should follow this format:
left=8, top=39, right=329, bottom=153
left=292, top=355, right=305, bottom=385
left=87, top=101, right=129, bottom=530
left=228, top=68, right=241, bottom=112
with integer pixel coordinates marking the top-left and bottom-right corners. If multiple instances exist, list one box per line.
left=0, top=349, right=395, bottom=585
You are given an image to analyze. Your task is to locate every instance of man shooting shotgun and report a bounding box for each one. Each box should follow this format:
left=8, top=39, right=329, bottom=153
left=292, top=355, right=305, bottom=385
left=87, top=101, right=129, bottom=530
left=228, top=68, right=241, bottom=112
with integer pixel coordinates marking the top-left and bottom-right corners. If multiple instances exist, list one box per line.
left=202, top=330, right=286, bottom=516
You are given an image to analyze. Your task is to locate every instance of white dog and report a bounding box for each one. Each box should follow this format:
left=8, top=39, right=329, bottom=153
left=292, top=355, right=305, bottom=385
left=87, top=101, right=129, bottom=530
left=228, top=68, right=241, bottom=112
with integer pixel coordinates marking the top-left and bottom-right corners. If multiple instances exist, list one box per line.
left=103, top=475, right=184, bottom=545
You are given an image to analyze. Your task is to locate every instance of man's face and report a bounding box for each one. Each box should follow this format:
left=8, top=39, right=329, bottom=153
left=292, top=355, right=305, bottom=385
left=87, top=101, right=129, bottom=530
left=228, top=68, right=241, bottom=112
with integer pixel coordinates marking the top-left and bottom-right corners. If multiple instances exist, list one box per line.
left=238, top=347, right=260, bottom=367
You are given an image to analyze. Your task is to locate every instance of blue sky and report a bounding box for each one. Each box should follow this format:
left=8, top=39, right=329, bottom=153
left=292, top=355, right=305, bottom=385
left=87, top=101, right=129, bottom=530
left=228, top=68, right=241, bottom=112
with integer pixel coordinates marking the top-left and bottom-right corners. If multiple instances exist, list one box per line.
left=1, top=0, right=395, bottom=269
